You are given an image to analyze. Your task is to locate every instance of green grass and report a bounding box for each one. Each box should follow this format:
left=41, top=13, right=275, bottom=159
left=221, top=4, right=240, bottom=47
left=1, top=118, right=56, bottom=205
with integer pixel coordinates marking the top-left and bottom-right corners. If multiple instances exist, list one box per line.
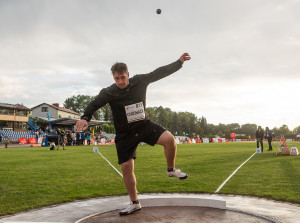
left=0, top=142, right=299, bottom=216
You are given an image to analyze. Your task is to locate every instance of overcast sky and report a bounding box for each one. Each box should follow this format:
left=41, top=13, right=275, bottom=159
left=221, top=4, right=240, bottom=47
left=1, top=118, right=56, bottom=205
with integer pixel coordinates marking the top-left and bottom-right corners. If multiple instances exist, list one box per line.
left=0, top=0, right=299, bottom=130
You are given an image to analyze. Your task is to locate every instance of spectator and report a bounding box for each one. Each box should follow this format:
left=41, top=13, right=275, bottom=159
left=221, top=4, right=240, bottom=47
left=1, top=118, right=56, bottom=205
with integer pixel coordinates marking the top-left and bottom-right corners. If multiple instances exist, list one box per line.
left=95, top=134, right=99, bottom=144
left=39, top=129, right=43, bottom=138
left=45, top=126, right=50, bottom=135
left=76, top=132, right=81, bottom=145
left=81, top=132, right=86, bottom=145
left=57, top=128, right=66, bottom=150
left=72, top=132, right=76, bottom=145
left=264, top=127, right=274, bottom=151
left=35, top=130, right=39, bottom=139
left=86, top=131, right=92, bottom=145
left=49, top=142, right=55, bottom=150
left=67, top=131, right=72, bottom=146
left=255, top=126, right=264, bottom=152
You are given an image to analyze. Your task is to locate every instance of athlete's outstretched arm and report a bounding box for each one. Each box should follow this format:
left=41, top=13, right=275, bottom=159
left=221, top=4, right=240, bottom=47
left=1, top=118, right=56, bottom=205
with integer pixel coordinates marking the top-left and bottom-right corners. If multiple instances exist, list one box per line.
left=142, top=52, right=191, bottom=83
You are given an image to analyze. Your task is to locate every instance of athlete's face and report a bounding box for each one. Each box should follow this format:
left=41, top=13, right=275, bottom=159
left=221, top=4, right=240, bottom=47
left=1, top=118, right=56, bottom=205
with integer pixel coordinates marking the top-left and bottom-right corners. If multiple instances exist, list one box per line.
left=113, top=72, right=129, bottom=89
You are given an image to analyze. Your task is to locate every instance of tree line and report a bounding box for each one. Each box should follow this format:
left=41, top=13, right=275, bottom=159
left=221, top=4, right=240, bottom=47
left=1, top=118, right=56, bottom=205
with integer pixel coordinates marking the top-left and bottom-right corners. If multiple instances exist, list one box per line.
left=64, top=95, right=300, bottom=139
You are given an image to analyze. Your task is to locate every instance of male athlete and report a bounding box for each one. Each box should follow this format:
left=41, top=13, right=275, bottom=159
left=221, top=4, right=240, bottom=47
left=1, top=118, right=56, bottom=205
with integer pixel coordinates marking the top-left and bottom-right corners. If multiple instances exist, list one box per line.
left=75, top=53, right=191, bottom=215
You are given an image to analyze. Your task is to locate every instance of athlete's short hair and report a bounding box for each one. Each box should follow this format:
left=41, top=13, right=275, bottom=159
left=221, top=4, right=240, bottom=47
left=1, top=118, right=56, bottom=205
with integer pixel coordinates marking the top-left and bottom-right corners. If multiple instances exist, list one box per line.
left=111, top=62, right=128, bottom=74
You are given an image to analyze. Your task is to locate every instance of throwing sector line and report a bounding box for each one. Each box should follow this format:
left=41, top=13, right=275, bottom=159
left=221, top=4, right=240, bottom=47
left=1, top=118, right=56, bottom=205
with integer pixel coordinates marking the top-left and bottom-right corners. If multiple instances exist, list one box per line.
left=215, top=152, right=256, bottom=193
left=97, top=151, right=123, bottom=178
left=97, top=151, right=139, bottom=194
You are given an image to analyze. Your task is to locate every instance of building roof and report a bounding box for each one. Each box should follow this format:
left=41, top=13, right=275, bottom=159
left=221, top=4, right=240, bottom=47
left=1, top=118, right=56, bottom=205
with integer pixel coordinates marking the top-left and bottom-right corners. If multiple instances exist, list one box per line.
left=31, top=103, right=79, bottom=115
left=37, top=117, right=108, bottom=127
left=0, top=103, right=31, bottom=111
left=54, top=106, right=79, bottom=115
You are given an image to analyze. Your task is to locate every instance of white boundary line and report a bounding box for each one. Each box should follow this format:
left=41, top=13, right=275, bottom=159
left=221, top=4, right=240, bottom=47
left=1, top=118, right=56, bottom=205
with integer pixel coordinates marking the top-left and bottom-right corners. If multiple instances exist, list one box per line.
left=96, top=150, right=139, bottom=194
left=215, top=152, right=257, bottom=193
left=97, top=151, right=123, bottom=178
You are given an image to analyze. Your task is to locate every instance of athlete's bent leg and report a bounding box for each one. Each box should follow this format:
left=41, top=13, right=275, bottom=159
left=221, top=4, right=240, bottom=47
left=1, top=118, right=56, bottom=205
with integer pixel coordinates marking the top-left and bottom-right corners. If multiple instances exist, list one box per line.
left=157, top=131, right=187, bottom=180
left=157, top=131, right=176, bottom=169
left=121, top=158, right=138, bottom=202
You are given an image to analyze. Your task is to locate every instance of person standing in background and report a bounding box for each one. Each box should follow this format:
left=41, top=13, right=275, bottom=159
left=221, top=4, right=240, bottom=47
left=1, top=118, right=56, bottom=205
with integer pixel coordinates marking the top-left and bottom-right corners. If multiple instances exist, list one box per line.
left=264, top=127, right=274, bottom=151
left=57, top=128, right=65, bottom=150
left=86, top=130, right=92, bottom=145
left=256, top=126, right=264, bottom=152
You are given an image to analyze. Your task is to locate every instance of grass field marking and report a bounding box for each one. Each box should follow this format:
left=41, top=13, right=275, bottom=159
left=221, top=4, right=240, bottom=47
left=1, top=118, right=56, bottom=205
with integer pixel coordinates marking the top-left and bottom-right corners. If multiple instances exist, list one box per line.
left=97, top=151, right=123, bottom=178
left=215, top=152, right=257, bottom=193
left=96, top=151, right=140, bottom=194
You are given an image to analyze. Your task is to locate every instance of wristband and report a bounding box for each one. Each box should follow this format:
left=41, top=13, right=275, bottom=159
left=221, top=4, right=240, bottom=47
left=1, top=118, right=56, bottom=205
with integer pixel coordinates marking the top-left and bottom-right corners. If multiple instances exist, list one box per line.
left=81, top=116, right=89, bottom=122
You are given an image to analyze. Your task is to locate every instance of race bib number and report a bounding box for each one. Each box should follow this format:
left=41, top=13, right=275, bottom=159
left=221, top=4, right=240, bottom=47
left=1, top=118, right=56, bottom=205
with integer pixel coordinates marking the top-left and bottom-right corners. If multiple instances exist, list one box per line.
left=125, top=102, right=145, bottom=123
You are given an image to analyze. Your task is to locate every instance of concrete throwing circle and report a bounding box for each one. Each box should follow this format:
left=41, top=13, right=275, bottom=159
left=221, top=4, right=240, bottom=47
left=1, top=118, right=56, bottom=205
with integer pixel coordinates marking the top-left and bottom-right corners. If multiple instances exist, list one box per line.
left=75, top=194, right=278, bottom=223
left=79, top=206, right=273, bottom=223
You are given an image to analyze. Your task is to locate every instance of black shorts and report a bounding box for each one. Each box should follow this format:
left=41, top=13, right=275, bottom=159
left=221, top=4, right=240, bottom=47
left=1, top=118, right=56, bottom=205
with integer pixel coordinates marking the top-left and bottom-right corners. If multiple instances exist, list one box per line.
left=115, top=120, right=166, bottom=164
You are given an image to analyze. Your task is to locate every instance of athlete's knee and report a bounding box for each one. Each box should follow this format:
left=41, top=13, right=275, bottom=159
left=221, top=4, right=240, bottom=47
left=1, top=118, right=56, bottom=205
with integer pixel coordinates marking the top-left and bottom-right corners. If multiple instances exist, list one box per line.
left=161, top=131, right=176, bottom=148
left=168, top=135, right=176, bottom=148
left=121, top=158, right=134, bottom=176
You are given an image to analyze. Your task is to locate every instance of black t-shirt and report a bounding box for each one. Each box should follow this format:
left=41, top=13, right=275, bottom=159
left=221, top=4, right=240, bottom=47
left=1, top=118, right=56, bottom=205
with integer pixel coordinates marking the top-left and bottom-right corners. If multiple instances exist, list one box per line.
left=82, top=59, right=183, bottom=133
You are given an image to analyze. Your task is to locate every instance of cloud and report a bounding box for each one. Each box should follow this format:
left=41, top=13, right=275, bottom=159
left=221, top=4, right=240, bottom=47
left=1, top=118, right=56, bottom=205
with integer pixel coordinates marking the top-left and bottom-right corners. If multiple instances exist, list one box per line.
left=0, top=0, right=299, bottom=129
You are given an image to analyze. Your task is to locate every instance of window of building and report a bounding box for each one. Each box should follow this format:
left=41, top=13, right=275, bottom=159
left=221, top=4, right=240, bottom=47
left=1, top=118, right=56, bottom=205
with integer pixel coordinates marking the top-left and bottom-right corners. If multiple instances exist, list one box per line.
left=14, top=122, right=20, bottom=129
left=0, top=108, right=14, bottom=115
left=15, top=110, right=28, bottom=116
left=22, top=122, right=28, bottom=130
left=41, top=107, right=48, bottom=112
left=14, top=122, right=28, bottom=130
